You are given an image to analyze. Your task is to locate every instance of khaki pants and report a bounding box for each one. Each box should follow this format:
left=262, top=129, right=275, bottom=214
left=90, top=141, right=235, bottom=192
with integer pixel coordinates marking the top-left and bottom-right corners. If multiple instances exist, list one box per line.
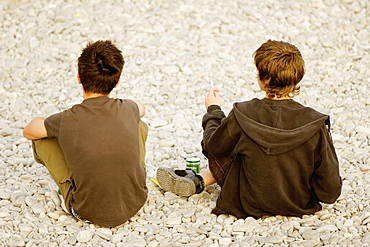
left=32, top=120, right=148, bottom=213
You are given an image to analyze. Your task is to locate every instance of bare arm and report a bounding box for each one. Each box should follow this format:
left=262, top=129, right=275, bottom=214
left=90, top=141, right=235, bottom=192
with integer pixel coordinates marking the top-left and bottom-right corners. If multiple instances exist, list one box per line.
left=132, top=100, right=146, bottom=118
left=23, top=117, right=48, bottom=140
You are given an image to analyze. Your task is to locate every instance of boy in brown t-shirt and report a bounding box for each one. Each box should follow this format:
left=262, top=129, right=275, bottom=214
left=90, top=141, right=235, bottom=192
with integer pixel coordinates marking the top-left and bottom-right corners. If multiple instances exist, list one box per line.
left=23, top=40, right=148, bottom=227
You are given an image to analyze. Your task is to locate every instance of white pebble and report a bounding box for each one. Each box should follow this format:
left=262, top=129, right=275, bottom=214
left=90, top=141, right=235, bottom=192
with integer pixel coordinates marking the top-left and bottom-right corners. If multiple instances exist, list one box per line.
left=0, top=189, right=11, bottom=200
left=76, top=230, right=93, bottom=243
left=219, top=237, right=232, bottom=245
left=96, top=228, right=112, bottom=240
left=25, top=196, right=38, bottom=207
left=160, top=65, right=179, bottom=74
left=1, top=0, right=369, bottom=246
left=31, top=204, right=46, bottom=215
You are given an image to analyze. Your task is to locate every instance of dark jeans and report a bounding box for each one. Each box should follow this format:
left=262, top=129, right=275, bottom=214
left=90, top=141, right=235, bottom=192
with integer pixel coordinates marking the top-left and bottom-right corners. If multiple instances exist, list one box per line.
left=208, top=154, right=236, bottom=187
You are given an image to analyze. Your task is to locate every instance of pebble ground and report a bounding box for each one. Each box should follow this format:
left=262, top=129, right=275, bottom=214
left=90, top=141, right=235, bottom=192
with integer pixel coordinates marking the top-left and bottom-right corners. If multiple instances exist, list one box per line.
left=0, top=0, right=369, bottom=246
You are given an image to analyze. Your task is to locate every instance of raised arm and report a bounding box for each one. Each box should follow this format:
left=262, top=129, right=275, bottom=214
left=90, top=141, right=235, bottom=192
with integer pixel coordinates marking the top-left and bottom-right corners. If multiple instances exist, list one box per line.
left=23, top=117, right=48, bottom=140
left=202, top=88, right=239, bottom=157
left=202, top=106, right=238, bottom=157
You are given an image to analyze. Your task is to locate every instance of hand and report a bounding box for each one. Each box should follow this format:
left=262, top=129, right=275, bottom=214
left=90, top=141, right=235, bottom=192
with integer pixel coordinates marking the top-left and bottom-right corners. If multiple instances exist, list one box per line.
left=205, top=88, right=221, bottom=109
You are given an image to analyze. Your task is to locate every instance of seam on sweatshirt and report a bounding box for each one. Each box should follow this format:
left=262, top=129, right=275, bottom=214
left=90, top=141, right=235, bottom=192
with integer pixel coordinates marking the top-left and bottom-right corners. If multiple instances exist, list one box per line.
left=313, top=128, right=329, bottom=164
left=272, top=107, right=281, bottom=128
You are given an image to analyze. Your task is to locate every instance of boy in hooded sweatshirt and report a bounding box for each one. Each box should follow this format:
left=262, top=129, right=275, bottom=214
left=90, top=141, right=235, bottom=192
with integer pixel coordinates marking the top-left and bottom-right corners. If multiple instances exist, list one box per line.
left=157, top=40, right=342, bottom=218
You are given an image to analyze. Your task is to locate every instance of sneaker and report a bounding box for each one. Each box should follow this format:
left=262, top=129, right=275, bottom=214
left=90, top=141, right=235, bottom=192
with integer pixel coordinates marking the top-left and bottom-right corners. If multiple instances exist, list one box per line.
left=157, top=168, right=205, bottom=197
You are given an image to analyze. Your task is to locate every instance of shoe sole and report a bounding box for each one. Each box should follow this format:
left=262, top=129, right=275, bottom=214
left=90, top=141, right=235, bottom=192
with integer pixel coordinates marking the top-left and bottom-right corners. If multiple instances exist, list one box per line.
left=57, top=190, right=70, bottom=213
left=157, top=168, right=196, bottom=197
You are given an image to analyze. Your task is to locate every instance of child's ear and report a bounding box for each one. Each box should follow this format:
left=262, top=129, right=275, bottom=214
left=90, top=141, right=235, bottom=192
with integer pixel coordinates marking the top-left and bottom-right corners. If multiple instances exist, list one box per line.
left=257, top=77, right=266, bottom=91
left=114, top=79, right=121, bottom=88
left=77, top=73, right=81, bottom=84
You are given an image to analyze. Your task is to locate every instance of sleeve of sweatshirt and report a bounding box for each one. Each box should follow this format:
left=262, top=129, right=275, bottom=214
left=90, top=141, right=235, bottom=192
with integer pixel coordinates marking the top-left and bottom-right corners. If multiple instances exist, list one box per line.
left=201, top=105, right=239, bottom=157
left=311, top=127, right=342, bottom=203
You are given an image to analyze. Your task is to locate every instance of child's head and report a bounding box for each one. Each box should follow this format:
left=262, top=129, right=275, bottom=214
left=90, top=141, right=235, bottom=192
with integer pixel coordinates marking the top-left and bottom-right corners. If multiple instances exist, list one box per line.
left=253, top=40, right=305, bottom=99
left=78, top=40, right=124, bottom=95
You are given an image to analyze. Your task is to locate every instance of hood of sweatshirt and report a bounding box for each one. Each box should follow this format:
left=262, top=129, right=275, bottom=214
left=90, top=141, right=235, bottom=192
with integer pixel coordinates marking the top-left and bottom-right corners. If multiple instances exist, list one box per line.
left=233, top=98, right=328, bottom=155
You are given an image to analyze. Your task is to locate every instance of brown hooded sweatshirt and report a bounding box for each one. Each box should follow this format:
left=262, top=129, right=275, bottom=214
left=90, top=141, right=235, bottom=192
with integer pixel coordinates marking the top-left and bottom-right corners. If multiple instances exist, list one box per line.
left=202, top=98, right=342, bottom=218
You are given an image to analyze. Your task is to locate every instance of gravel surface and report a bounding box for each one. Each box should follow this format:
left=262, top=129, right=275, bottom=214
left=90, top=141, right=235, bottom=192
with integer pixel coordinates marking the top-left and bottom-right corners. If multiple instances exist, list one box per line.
left=1, top=0, right=369, bottom=246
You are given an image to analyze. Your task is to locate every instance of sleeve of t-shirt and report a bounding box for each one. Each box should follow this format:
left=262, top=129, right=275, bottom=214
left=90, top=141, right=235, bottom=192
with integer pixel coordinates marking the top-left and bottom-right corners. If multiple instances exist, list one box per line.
left=123, top=99, right=140, bottom=122
left=44, top=112, right=62, bottom=138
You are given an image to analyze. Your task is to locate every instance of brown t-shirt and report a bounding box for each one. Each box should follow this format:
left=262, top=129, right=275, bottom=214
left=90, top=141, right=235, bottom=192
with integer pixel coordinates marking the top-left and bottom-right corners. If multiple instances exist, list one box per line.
left=44, top=96, right=147, bottom=227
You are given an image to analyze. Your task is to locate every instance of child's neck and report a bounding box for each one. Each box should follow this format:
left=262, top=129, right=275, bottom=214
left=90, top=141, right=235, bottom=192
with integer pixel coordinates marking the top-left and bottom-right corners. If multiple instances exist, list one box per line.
left=83, top=91, right=109, bottom=100
left=266, top=95, right=292, bottom=100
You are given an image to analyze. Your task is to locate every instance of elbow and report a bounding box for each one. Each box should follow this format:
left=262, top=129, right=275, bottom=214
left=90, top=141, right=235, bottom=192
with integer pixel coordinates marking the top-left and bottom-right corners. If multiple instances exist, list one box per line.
left=133, top=100, right=145, bottom=118
left=23, top=128, right=32, bottom=140
left=320, top=194, right=340, bottom=204
left=203, top=142, right=220, bottom=157
left=23, top=127, right=39, bottom=140
left=321, top=192, right=340, bottom=204
left=318, top=183, right=342, bottom=204
left=140, top=105, right=146, bottom=118
left=23, top=130, right=35, bottom=140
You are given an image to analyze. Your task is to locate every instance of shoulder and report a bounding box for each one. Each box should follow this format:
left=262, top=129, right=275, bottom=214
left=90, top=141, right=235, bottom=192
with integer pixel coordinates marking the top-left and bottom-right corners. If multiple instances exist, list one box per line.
left=99, top=98, right=136, bottom=111
left=234, top=98, right=262, bottom=106
left=108, top=98, right=136, bottom=107
left=110, top=98, right=144, bottom=118
left=45, top=111, right=62, bottom=123
left=233, top=98, right=264, bottom=110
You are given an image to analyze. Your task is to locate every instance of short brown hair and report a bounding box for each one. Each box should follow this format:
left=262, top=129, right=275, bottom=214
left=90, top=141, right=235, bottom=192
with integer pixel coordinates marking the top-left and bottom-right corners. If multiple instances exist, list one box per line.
left=78, top=40, right=124, bottom=95
left=254, top=40, right=305, bottom=98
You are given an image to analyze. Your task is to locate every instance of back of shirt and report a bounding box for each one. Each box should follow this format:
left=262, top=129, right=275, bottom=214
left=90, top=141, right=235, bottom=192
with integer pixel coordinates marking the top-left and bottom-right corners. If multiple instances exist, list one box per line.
left=45, top=96, right=147, bottom=227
